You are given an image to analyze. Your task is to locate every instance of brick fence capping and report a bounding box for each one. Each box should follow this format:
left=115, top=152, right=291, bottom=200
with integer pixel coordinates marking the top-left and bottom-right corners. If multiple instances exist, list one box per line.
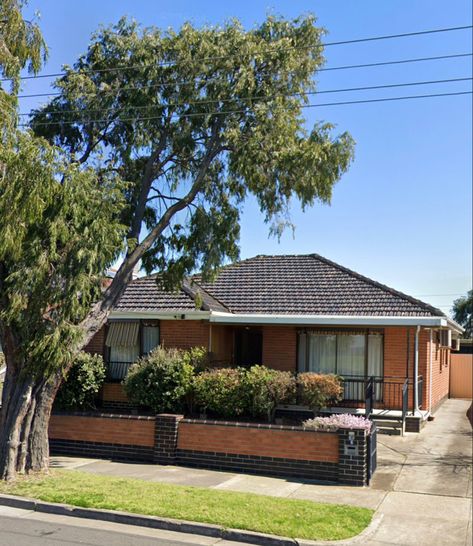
left=52, top=410, right=155, bottom=421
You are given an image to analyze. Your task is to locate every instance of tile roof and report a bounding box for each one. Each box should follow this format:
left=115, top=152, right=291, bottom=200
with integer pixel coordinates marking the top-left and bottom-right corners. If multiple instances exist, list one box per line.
left=114, top=275, right=197, bottom=312
left=113, top=254, right=445, bottom=318
left=192, top=254, right=444, bottom=317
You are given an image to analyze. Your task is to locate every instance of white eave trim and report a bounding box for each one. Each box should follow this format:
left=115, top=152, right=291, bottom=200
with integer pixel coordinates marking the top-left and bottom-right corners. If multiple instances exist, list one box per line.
left=109, top=310, right=211, bottom=320
left=108, top=309, right=464, bottom=332
left=208, top=312, right=453, bottom=328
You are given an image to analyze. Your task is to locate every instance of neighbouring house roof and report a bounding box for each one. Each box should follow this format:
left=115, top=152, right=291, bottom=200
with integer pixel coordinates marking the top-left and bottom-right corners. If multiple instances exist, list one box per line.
left=113, top=253, right=446, bottom=319
left=113, top=275, right=197, bottom=312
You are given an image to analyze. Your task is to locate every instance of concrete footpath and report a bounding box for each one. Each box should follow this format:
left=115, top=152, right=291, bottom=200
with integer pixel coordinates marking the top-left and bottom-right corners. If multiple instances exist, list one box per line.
left=50, top=399, right=472, bottom=545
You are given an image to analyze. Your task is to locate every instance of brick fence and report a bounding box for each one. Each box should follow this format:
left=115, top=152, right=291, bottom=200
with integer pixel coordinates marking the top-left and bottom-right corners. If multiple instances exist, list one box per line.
left=49, top=413, right=374, bottom=486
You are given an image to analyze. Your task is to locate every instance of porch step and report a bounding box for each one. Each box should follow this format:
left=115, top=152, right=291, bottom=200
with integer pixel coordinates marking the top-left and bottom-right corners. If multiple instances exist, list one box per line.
left=372, top=418, right=403, bottom=436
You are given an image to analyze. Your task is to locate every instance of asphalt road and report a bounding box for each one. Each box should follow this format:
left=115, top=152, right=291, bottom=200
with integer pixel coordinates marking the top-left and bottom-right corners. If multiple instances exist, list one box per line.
left=0, top=508, right=242, bottom=546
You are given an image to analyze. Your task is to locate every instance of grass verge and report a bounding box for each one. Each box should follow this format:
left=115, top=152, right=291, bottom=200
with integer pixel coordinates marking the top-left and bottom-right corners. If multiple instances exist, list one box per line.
left=0, top=470, right=372, bottom=540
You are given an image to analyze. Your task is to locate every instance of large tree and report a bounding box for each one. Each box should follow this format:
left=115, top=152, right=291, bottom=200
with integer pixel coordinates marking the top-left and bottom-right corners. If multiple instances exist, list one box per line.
left=1, top=10, right=354, bottom=479
left=452, top=290, right=472, bottom=338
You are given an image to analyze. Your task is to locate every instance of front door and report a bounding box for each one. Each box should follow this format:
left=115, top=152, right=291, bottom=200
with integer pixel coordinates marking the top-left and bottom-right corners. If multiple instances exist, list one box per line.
left=234, top=328, right=263, bottom=367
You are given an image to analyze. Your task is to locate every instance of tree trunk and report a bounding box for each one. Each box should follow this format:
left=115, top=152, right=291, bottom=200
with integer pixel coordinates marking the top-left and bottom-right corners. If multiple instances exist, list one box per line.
left=0, top=366, right=63, bottom=480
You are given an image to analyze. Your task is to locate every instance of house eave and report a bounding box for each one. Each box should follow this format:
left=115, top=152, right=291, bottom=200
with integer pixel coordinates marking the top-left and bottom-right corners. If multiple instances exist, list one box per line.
left=208, top=312, right=453, bottom=328
left=109, top=310, right=211, bottom=320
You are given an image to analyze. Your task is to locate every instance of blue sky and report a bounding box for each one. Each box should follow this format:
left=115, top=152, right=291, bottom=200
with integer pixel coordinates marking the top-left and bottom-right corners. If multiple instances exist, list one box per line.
left=21, top=0, right=472, bottom=316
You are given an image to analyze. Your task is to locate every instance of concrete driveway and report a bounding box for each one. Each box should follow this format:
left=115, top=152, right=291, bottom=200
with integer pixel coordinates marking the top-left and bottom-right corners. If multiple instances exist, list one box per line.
left=52, top=399, right=472, bottom=545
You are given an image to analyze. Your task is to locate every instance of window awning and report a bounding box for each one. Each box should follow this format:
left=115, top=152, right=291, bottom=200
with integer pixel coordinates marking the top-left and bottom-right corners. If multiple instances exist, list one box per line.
left=105, top=321, right=139, bottom=347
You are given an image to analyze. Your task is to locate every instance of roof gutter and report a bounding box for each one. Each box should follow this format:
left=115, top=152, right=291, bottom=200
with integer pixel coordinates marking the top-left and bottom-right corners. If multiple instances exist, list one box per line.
left=209, top=312, right=453, bottom=328
left=109, top=310, right=211, bottom=320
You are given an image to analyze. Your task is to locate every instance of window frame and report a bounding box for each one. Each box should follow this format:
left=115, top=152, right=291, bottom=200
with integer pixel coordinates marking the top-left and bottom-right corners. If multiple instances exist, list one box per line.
left=297, top=327, right=384, bottom=379
left=105, top=319, right=160, bottom=364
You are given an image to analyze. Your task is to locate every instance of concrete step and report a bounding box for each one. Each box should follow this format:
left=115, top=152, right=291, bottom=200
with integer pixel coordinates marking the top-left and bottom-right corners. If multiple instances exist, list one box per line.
left=373, top=417, right=403, bottom=435
left=376, top=426, right=403, bottom=436
left=373, top=418, right=402, bottom=428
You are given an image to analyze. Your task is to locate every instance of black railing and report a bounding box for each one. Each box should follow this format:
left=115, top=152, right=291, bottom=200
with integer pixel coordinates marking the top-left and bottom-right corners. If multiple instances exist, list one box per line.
left=365, top=377, right=374, bottom=419
left=338, top=375, right=423, bottom=413
left=107, top=361, right=134, bottom=381
left=402, top=378, right=409, bottom=434
left=417, top=376, right=424, bottom=409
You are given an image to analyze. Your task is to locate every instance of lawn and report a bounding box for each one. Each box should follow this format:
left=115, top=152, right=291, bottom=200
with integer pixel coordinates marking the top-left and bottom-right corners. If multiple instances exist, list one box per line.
left=0, top=470, right=372, bottom=540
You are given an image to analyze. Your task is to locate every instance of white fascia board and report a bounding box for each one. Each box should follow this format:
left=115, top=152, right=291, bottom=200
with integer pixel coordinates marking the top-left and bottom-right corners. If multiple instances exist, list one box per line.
left=446, top=318, right=465, bottom=335
left=109, top=310, right=211, bottom=320
left=209, top=312, right=449, bottom=328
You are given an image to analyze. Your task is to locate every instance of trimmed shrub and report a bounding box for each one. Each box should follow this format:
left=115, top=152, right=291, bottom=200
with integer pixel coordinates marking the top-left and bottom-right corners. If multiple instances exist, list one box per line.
left=304, top=414, right=372, bottom=431
left=55, top=352, right=106, bottom=410
left=243, top=365, right=296, bottom=421
left=194, top=367, right=246, bottom=418
left=123, top=346, right=195, bottom=413
left=181, top=346, right=209, bottom=371
left=297, top=373, right=343, bottom=411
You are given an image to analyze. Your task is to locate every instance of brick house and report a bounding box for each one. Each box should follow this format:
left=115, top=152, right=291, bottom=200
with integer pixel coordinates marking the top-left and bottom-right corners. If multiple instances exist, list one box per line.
left=86, top=254, right=463, bottom=429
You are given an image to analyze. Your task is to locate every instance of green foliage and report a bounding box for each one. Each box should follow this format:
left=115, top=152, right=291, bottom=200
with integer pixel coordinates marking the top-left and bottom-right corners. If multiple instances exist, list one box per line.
left=0, top=470, right=373, bottom=541
left=452, top=290, right=472, bottom=338
left=194, top=365, right=296, bottom=421
left=0, top=0, right=47, bottom=131
left=123, top=346, right=195, bottom=413
left=0, top=132, right=126, bottom=376
left=194, top=367, right=247, bottom=418
left=243, top=365, right=296, bottom=421
left=297, top=373, right=343, bottom=411
left=55, top=352, right=106, bottom=410
left=31, top=15, right=354, bottom=289
left=181, top=346, right=209, bottom=371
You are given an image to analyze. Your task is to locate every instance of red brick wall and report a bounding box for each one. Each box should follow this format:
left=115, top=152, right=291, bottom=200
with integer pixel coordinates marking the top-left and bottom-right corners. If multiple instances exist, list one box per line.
left=49, top=414, right=155, bottom=447
left=384, top=327, right=413, bottom=378
left=262, top=325, right=297, bottom=371
left=160, top=320, right=210, bottom=350
left=84, top=326, right=106, bottom=355
left=101, top=383, right=129, bottom=403
left=177, top=421, right=339, bottom=463
left=419, top=330, right=450, bottom=412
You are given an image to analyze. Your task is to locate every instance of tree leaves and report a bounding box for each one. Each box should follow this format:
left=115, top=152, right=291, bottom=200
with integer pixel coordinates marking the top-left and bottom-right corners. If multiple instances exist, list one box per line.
left=31, top=15, right=354, bottom=288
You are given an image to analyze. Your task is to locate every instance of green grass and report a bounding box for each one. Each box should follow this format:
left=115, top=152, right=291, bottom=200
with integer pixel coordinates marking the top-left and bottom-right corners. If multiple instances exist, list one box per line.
left=0, top=470, right=372, bottom=540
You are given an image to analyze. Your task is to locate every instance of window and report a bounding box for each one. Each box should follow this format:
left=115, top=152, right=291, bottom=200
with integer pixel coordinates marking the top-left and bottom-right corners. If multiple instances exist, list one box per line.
left=106, top=320, right=160, bottom=363
left=234, top=328, right=263, bottom=367
left=298, top=330, right=383, bottom=378
left=142, top=324, right=160, bottom=355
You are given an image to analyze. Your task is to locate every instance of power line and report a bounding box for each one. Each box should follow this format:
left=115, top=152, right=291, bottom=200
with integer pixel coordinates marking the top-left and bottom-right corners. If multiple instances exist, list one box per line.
left=4, top=24, right=472, bottom=83
left=319, top=52, right=473, bottom=72
left=412, top=293, right=467, bottom=297
left=13, top=52, right=473, bottom=100
left=14, top=52, right=473, bottom=101
left=18, top=77, right=473, bottom=118
left=21, top=90, right=472, bottom=128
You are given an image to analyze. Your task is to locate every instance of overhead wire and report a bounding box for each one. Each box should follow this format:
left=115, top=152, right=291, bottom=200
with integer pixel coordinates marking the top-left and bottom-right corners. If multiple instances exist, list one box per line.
left=3, top=23, right=472, bottom=83
left=20, top=90, right=472, bottom=127
left=17, top=76, right=473, bottom=118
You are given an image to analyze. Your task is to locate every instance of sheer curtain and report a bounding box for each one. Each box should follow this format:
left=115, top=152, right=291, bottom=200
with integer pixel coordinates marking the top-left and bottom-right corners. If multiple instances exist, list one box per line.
left=367, top=334, right=383, bottom=377
left=142, top=325, right=160, bottom=354
left=308, top=334, right=336, bottom=373
left=336, top=335, right=365, bottom=376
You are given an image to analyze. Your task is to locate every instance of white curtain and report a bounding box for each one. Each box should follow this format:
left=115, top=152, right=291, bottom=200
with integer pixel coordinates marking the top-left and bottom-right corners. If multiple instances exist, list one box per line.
left=308, top=334, right=336, bottom=373
left=336, top=335, right=365, bottom=376
left=143, top=325, right=160, bottom=354
left=367, top=334, right=383, bottom=377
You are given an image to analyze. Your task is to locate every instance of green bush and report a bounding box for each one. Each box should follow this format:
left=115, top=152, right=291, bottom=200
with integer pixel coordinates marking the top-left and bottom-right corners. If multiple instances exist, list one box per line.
left=181, top=346, right=209, bottom=371
left=194, top=367, right=246, bottom=418
left=243, top=365, right=296, bottom=421
left=297, top=373, right=343, bottom=411
left=194, top=365, right=296, bottom=421
left=123, top=346, right=195, bottom=413
left=55, top=352, right=106, bottom=410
